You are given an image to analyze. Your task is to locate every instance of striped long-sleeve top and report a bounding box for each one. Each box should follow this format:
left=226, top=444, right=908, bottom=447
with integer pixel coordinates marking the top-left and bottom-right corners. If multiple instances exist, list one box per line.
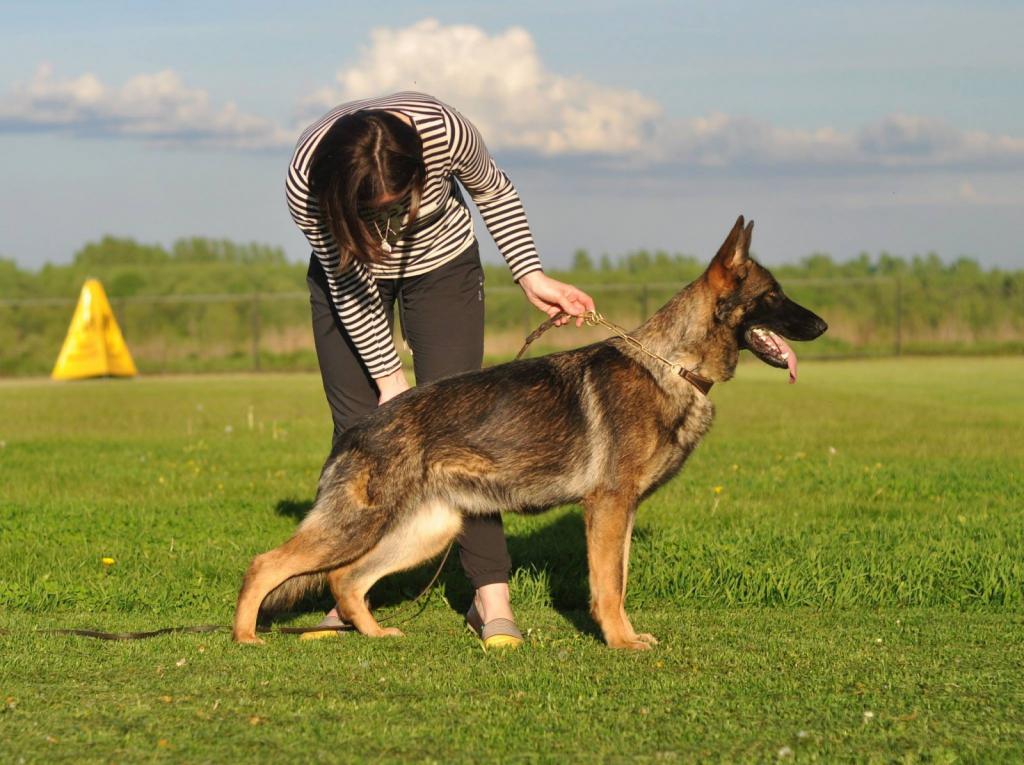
left=286, top=92, right=543, bottom=378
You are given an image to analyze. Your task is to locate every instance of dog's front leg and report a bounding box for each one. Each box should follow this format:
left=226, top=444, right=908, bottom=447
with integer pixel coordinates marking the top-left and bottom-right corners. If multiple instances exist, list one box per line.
left=583, top=491, right=654, bottom=650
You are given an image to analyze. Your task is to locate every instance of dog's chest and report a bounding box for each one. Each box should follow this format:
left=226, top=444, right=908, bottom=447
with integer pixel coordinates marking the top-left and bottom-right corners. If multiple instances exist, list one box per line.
left=671, top=395, right=714, bottom=451
left=636, top=396, right=715, bottom=495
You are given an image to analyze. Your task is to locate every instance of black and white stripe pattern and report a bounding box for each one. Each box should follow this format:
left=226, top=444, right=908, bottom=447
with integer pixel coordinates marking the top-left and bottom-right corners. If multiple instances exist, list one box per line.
left=286, top=92, right=543, bottom=377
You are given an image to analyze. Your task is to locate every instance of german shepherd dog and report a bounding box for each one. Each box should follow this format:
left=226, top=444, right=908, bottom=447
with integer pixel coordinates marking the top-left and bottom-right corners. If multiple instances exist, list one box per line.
left=233, top=216, right=827, bottom=649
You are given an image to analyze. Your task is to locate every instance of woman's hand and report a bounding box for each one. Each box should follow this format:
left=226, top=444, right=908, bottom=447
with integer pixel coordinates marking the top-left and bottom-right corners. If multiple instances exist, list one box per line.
left=518, top=271, right=596, bottom=327
left=374, top=368, right=411, bottom=406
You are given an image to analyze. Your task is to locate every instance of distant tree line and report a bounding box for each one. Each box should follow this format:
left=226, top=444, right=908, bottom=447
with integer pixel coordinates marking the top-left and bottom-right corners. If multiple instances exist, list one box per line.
left=0, top=236, right=302, bottom=302
left=0, top=235, right=1021, bottom=375
left=2, top=234, right=1021, bottom=298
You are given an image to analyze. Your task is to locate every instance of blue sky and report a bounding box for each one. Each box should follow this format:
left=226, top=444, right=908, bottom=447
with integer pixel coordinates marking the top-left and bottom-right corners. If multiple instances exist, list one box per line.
left=2, top=0, right=1023, bottom=270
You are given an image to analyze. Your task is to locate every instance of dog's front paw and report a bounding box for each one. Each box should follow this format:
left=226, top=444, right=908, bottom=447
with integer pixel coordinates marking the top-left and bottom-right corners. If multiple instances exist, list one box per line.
left=634, top=633, right=659, bottom=646
left=378, top=627, right=405, bottom=638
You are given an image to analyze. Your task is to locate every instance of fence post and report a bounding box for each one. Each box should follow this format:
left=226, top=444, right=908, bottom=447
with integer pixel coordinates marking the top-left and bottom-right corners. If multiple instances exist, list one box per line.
left=894, top=277, right=902, bottom=357
left=251, top=293, right=261, bottom=371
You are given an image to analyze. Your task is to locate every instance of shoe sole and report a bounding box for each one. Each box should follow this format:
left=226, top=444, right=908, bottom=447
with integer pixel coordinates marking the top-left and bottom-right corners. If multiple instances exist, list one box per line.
left=298, top=629, right=343, bottom=641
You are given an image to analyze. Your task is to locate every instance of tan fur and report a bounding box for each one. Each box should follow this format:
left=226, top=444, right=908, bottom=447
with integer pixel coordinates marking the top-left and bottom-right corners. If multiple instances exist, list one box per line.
left=232, top=216, right=827, bottom=649
left=232, top=535, right=337, bottom=644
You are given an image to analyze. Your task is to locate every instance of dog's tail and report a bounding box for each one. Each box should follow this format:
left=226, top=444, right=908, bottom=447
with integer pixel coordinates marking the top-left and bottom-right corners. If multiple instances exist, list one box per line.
left=255, top=455, right=393, bottom=615
left=259, top=571, right=329, bottom=614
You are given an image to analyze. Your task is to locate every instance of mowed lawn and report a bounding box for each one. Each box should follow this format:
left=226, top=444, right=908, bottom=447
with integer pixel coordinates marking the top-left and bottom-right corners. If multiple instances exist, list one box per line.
left=1, top=357, right=1022, bottom=763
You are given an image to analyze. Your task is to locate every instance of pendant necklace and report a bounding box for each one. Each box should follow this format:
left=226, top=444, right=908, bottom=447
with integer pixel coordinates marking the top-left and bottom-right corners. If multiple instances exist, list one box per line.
left=374, top=216, right=397, bottom=254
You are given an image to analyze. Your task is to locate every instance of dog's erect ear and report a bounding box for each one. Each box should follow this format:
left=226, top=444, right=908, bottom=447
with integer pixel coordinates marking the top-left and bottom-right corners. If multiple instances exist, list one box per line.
left=707, top=216, right=753, bottom=291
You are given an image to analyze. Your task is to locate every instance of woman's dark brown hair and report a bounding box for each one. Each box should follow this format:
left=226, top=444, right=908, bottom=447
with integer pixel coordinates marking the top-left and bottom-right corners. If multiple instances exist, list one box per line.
left=308, top=111, right=426, bottom=267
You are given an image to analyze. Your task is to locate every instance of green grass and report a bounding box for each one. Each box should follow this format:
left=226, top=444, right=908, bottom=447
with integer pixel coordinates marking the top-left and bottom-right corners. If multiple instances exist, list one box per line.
left=1, top=358, right=1022, bottom=762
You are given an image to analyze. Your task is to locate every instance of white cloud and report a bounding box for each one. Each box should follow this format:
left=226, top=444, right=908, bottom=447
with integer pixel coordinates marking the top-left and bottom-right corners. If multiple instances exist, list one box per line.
left=4, top=22, right=1024, bottom=172
left=298, top=18, right=663, bottom=156
left=650, top=112, right=1024, bottom=171
left=0, top=63, right=292, bottom=150
left=855, top=114, right=1024, bottom=168
left=650, top=114, right=853, bottom=168
left=298, top=19, right=1024, bottom=172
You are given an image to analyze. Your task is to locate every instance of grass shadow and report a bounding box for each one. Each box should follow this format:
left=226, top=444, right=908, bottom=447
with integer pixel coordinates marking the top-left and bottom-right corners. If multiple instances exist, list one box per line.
left=266, top=498, right=609, bottom=640
left=507, top=511, right=599, bottom=639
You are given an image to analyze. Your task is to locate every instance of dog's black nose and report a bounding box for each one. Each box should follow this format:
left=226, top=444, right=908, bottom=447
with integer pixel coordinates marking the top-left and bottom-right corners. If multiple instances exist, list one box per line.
left=815, top=317, right=828, bottom=337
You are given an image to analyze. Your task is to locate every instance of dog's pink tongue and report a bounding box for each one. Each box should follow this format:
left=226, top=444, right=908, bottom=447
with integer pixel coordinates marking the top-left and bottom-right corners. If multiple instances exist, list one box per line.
left=773, top=333, right=798, bottom=383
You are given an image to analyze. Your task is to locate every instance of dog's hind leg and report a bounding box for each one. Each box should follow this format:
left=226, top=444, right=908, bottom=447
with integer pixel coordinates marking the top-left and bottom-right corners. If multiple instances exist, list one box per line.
left=327, top=499, right=463, bottom=639
left=232, top=531, right=338, bottom=645
left=324, top=566, right=403, bottom=638
left=583, top=491, right=651, bottom=650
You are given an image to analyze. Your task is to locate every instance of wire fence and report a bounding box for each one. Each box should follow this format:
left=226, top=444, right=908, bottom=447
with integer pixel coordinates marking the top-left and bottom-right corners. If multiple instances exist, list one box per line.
left=1, top=278, right=1021, bottom=376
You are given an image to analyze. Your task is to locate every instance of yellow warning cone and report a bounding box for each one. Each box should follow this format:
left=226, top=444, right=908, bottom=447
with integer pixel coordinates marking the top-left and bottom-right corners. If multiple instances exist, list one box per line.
left=51, top=279, right=138, bottom=380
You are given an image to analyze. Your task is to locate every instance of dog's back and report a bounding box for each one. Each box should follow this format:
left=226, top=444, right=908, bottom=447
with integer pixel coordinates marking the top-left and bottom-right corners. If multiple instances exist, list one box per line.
left=233, top=216, right=826, bottom=649
left=317, top=339, right=713, bottom=518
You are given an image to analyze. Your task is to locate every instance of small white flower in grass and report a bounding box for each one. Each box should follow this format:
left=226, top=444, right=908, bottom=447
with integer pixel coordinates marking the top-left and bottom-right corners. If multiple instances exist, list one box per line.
left=224, top=425, right=233, bottom=434
left=796, top=730, right=809, bottom=740
left=777, top=746, right=794, bottom=759
left=828, top=446, right=837, bottom=455
left=0, top=440, right=6, bottom=449
left=875, top=638, right=883, bottom=644
left=175, top=658, right=187, bottom=667
left=863, top=710, right=875, bottom=722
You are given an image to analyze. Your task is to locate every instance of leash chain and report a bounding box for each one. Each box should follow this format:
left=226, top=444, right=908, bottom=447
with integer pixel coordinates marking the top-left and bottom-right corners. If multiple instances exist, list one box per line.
left=516, top=310, right=713, bottom=395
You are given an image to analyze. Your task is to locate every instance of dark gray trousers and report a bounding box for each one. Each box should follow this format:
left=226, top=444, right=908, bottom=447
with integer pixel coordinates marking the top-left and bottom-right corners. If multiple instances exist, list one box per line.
left=306, top=242, right=511, bottom=588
